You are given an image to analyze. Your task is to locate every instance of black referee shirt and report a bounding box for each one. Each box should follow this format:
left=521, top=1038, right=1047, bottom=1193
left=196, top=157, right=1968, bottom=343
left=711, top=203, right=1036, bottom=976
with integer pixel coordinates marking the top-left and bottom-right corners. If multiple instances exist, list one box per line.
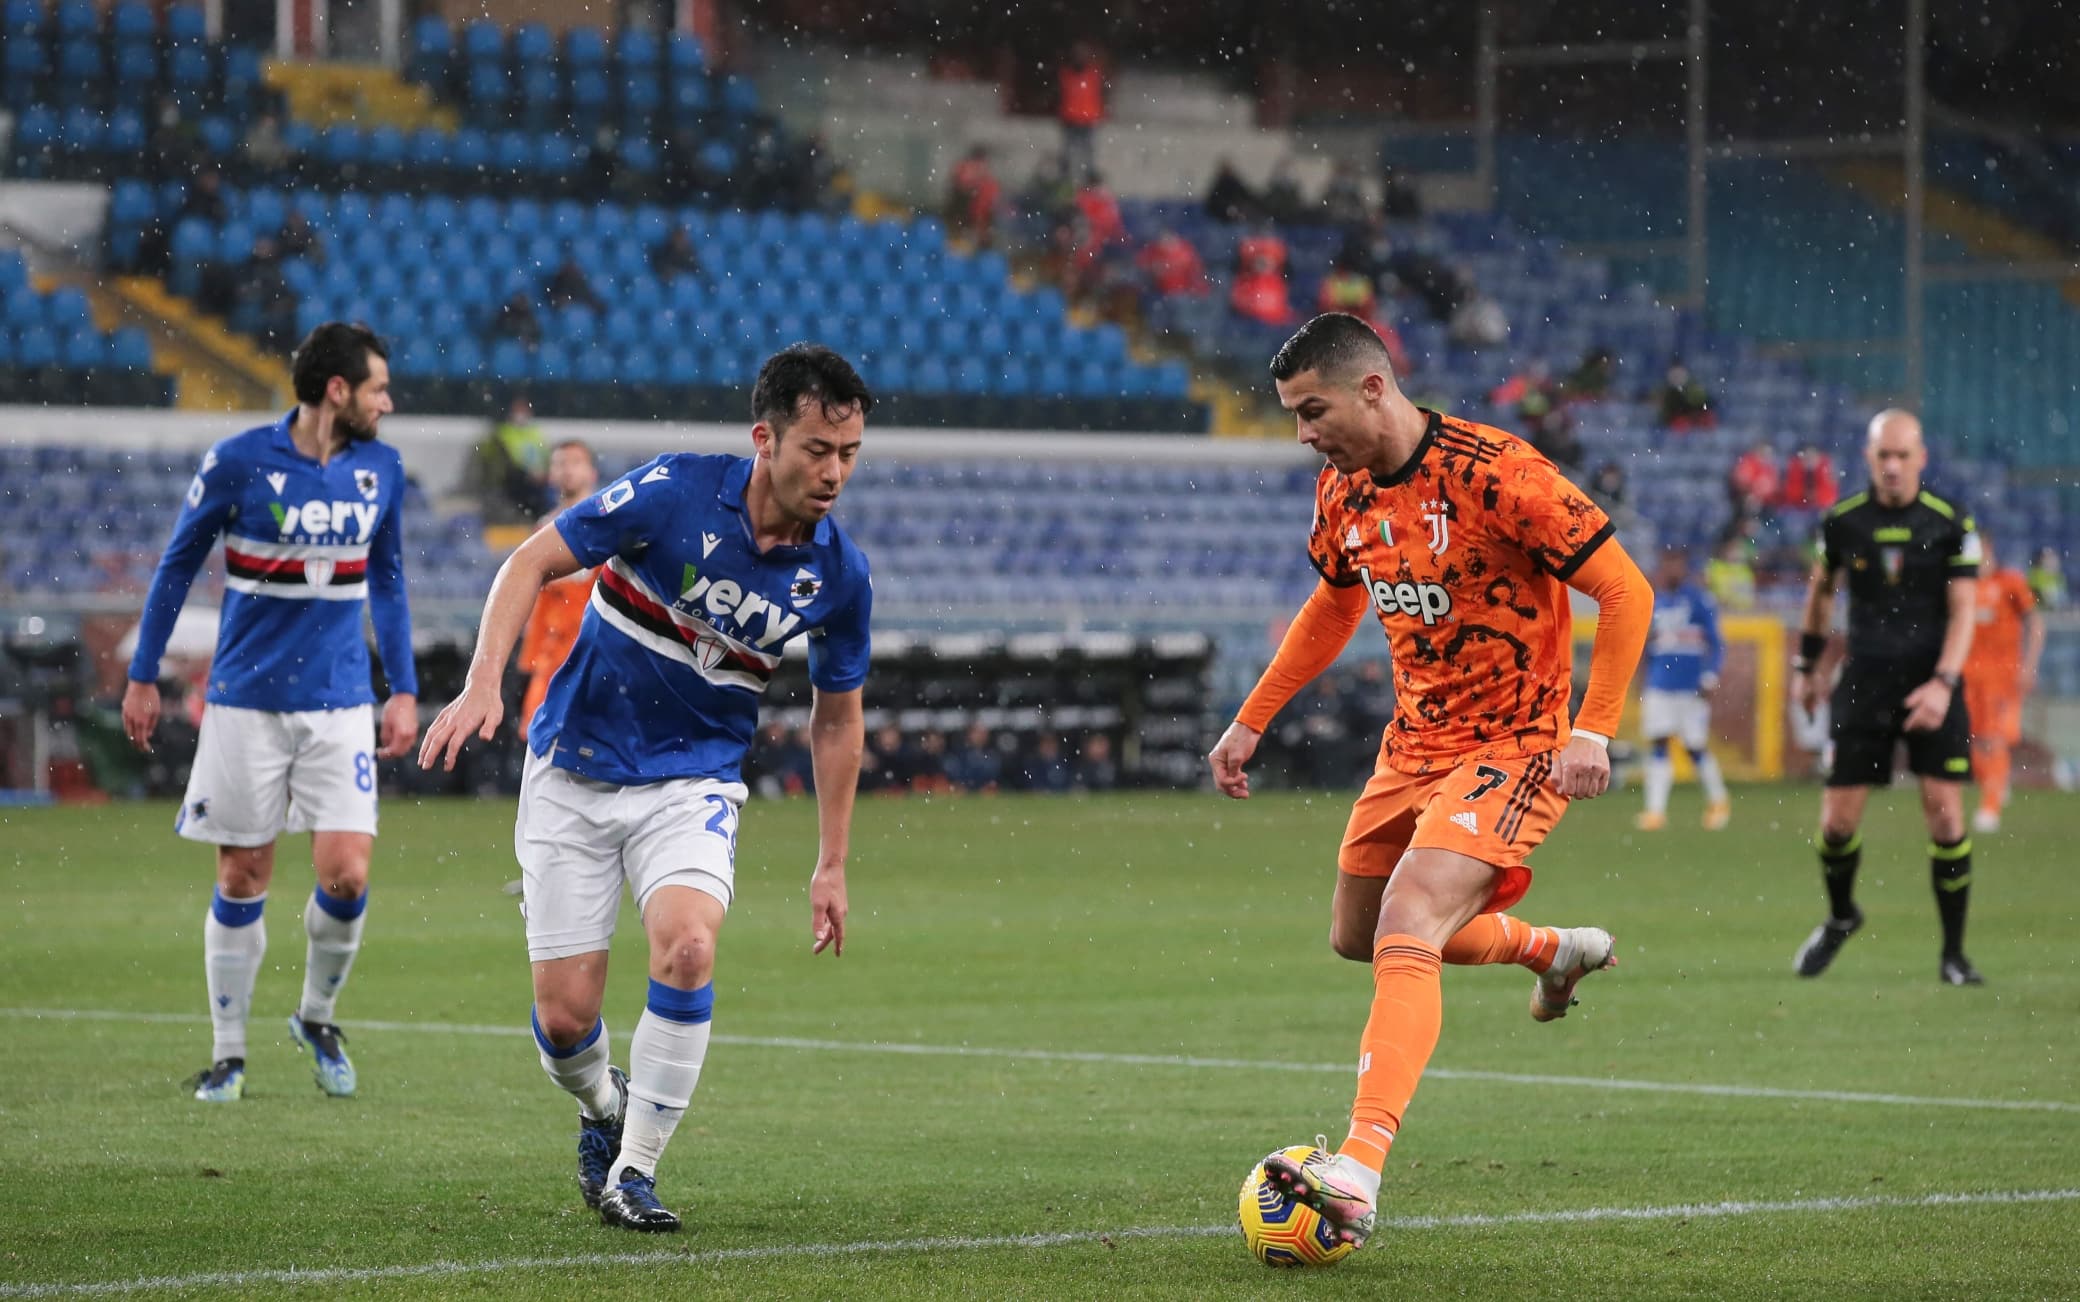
left=1817, top=489, right=1979, bottom=662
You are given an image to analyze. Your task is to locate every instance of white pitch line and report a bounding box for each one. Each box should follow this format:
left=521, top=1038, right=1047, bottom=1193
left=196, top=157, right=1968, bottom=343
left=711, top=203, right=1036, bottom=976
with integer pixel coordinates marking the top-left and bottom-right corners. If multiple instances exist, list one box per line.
left=3, top=1006, right=2076, bottom=1115
left=2, top=1187, right=2075, bottom=1299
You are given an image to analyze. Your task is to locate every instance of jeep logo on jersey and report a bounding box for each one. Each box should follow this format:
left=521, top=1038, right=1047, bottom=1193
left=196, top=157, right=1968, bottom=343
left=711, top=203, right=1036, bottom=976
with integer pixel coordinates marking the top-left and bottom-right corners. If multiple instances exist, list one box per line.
left=1358, top=565, right=1454, bottom=625
left=674, top=571, right=805, bottom=649
left=267, top=499, right=381, bottom=541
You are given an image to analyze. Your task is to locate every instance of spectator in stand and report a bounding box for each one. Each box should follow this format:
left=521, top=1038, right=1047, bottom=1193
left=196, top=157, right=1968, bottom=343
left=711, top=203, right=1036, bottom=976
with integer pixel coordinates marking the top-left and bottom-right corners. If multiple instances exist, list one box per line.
left=1321, top=159, right=1369, bottom=227
left=749, top=723, right=814, bottom=799
left=465, top=394, right=551, bottom=525
left=1057, top=42, right=1106, bottom=179
left=1378, top=162, right=1422, bottom=217
left=1229, top=226, right=1295, bottom=327
left=1204, top=157, right=1258, bottom=224
left=1018, top=154, right=1077, bottom=227
left=1727, top=439, right=1780, bottom=520
left=910, top=730, right=952, bottom=794
left=274, top=206, right=322, bottom=264
left=243, top=112, right=289, bottom=176
left=1705, top=533, right=1758, bottom=612
left=798, top=131, right=853, bottom=215
left=544, top=257, right=604, bottom=313
left=1657, top=360, right=1716, bottom=430
left=944, top=722, right=1003, bottom=793
left=146, top=97, right=200, bottom=183
left=948, top=145, right=1003, bottom=249
left=650, top=225, right=702, bottom=279
left=861, top=724, right=916, bottom=794
left=2029, top=546, right=2067, bottom=611
left=1073, top=171, right=1127, bottom=248
left=178, top=169, right=229, bottom=226
left=1381, top=242, right=1467, bottom=323
left=1136, top=227, right=1208, bottom=299
left=1261, top=155, right=1305, bottom=225
left=1588, top=460, right=1629, bottom=512
left=1016, top=734, right=1074, bottom=793
left=1316, top=261, right=1408, bottom=372
left=1490, top=361, right=1572, bottom=452
left=495, top=290, right=543, bottom=352
left=1073, top=733, right=1120, bottom=792
left=1776, top=443, right=1839, bottom=511
left=1564, top=345, right=1618, bottom=401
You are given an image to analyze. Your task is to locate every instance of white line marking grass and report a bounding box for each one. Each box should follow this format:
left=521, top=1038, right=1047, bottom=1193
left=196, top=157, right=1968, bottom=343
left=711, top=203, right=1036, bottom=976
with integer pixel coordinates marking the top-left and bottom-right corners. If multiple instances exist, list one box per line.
left=2, top=1188, right=2074, bottom=1298
left=3, top=1006, right=2075, bottom=1115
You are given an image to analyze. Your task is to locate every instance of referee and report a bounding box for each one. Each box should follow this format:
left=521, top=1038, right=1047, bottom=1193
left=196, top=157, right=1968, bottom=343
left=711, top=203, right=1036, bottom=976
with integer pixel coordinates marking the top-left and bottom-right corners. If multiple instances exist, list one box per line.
left=1792, top=409, right=1983, bottom=985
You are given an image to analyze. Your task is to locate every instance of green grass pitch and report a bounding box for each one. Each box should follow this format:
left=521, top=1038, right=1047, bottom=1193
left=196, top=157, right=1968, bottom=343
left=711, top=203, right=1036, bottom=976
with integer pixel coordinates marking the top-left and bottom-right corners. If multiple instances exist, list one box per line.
left=1, top=785, right=2075, bottom=1298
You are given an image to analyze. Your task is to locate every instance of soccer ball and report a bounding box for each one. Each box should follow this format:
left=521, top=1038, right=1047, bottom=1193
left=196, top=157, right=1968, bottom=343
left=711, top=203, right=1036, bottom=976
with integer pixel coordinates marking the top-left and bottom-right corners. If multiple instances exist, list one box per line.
left=1236, top=1145, right=1357, bottom=1268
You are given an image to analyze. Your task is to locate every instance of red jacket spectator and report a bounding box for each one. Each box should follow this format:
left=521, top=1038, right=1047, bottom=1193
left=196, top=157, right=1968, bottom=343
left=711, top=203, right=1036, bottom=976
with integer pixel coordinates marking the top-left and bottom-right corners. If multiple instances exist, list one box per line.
left=1728, top=442, right=1780, bottom=513
left=1137, top=230, right=1207, bottom=297
left=1230, top=232, right=1294, bottom=326
left=1777, top=447, right=1839, bottom=509
left=1316, top=270, right=1408, bottom=373
left=1059, top=54, right=1105, bottom=128
left=1074, top=176, right=1126, bottom=247
left=949, top=147, right=1001, bottom=246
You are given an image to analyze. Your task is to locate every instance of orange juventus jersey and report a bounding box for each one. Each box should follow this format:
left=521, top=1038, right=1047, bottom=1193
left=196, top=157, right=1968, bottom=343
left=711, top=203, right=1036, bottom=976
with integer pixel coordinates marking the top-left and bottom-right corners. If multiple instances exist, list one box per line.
left=1306, top=410, right=1614, bottom=775
left=1966, top=567, right=2035, bottom=679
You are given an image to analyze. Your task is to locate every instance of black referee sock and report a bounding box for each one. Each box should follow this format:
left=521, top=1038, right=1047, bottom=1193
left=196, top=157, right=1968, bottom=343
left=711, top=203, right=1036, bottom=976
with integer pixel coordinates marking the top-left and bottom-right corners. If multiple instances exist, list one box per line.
left=1817, top=831, right=1863, bottom=922
left=1931, top=837, right=1973, bottom=957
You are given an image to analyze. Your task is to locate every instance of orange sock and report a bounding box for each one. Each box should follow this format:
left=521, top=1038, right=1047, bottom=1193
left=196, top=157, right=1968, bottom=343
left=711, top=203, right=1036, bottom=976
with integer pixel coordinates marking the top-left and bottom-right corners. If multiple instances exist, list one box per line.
left=1439, top=914, right=1559, bottom=972
left=1338, top=934, right=1444, bottom=1176
left=1977, top=740, right=2009, bottom=814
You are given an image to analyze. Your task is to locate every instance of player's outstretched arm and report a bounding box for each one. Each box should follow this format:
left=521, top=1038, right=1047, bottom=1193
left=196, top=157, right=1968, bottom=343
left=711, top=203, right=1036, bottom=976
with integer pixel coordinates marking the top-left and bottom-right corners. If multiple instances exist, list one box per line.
left=806, top=686, right=864, bottom=956
left=368, top=466, right=420, bottom=758
left=2021, top=601, right=2047, bottom=698
left=419, top=526, right=582, bottom=771
left=1211, top=578, right=1369, bottom=799
left=1552, top=538, right=1653, bottom=799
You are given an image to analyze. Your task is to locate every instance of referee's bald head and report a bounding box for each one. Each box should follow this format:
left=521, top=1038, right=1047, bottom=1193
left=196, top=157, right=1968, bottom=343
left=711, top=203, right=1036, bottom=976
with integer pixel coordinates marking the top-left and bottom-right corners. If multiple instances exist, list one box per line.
left=1867, top=408, right=1924, bottom=449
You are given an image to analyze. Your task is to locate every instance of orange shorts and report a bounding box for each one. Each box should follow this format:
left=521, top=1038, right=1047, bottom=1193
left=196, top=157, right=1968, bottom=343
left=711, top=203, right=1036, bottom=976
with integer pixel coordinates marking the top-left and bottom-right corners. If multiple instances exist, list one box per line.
left=1966, top=686, right=2021, bottom=746
left=1338, top=750, right=1568, bottom=914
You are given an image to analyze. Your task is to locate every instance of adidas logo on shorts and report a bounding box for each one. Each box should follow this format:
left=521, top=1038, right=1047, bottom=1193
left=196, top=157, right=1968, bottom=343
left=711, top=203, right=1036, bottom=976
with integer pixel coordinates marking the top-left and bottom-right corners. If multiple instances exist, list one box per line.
left=1451, top=811, right=1479, bottom=834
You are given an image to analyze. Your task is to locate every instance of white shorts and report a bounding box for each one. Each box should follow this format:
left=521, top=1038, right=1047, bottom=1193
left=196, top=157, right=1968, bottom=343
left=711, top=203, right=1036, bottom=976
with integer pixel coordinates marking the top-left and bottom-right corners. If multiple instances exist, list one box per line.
left=177, top=703, right=379, bottom=847
left=1641, top=688, right=1713, bottom=750
left=514, top=748, right=746, bottom=961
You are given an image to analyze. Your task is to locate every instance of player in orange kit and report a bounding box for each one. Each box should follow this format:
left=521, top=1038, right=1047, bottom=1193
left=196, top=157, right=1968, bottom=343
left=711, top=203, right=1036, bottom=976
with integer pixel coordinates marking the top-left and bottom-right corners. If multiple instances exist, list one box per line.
left=1206, top=314, right=1653, bottom=1249
left=1963, top=531, right=2044, bottom=833
left=517, top=439, right=600, bottom=738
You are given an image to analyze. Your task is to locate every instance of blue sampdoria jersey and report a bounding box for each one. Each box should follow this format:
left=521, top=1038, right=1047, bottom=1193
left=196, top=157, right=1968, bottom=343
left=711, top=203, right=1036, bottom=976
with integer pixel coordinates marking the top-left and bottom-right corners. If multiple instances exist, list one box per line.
left=531, top=453, right=872, bottom=786
left=128, top=412, right=417, bottom=710
left=1645, top=581, right=1723, bottom=693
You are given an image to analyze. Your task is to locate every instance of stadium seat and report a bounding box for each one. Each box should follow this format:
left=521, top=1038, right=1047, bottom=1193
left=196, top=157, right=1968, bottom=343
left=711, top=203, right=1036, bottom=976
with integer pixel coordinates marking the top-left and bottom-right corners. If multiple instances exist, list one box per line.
left=3, top=0, right=43, bottom=40
left=565, top=26, right=605, bottom=68
left=461, top=19, right=502, bottom=62
left=51, top=0, right=91, bottom=38
left=510, top=22, right=553, bottom=66
left=164, top=3, right=204, bottom=45
left=408, top=16, right=450, bottom=84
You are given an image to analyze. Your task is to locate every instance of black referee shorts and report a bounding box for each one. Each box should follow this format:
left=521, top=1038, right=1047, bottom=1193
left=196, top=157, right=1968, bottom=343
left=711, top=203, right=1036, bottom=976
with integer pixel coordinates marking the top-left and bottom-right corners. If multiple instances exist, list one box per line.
left=1826, top=657, right=1973, bottom=788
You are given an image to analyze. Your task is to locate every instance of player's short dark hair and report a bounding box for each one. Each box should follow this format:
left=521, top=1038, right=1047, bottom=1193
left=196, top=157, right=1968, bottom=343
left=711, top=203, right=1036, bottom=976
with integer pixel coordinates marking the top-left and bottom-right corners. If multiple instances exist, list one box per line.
left=1269, top=313, right=1394, bottom=385
left=291, top=322, right=388, bottom=405
left=551, top=438, right=596, bottom=466
left=751, top=343, right=874, bottom=435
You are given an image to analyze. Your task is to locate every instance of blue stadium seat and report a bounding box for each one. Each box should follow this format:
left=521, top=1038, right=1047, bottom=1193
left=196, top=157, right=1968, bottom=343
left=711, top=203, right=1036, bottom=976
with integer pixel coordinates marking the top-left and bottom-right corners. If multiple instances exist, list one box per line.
left=568, top=67, right=609, bottom=129
left=466, top=61, right=511, bottom=121
left=666, top=32, right=706, bottom=77
left=565, top=26, right=605, bottom=68
left=13, top=326, right=56, bottom=368
left=408, top=127, right=448, bottom=172
left=719, top=73, right=758, bottom=116
left=408, top=16, right=450, bottom=83
left=54, top=42, right=104, bottom=102
left=998, top=359, right=1034, bottom=396
left=450, top=128, right=491, bottom=176
left=221, top=45, right=263, bottom=111
left=461, top=18, right=503, bottom=61
left=3, top=43, right=43, bottom=111
left=511, top=23, right=553, bottom=66
left=531, top=344, right=572, bottom=383
left=52, top=0, right=92, bottom=38
left=667, top=74, right=711, bottom=115
left=1, top=0, right=39, bottom=38
left=619, top=346, right=660, bottom=384
left=366, top=125, right=406, bottom=169
left=661, top=345, right=700, bottom=386
left=196, top=116, right=236, bottom=159
left=57, top=105, right=101, bottom=153
left=109, top=328, right=152, bottom=370
left=113, top=42, right=156, bottom=89
left=165, top=3, right=204, bottom=45
left=60, top=328, right=107, bottom=368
